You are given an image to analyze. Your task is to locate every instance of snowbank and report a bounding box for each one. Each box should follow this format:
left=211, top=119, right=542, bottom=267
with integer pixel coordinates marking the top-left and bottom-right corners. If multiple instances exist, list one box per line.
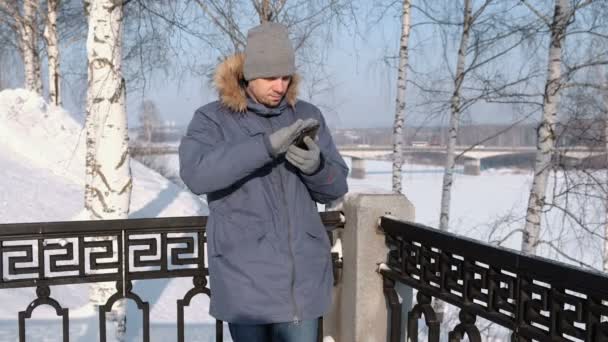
left=0, top=88, right=207, bottom=222
left=0, top=89, right=213, bottom=337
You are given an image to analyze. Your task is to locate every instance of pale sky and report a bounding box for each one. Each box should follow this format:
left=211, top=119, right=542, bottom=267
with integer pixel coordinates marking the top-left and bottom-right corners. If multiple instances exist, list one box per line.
left=118, top=1, right=521, bottom=129
left=122, top=20, right=404, bottom=129
left=1, top=0, right=524, bottom=130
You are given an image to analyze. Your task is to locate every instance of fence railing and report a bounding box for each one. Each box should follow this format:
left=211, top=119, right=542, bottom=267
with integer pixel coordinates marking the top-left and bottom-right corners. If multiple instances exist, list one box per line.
left=0, top=212, right=344, bottom=342
left=379, top=216, right=608, bottom=342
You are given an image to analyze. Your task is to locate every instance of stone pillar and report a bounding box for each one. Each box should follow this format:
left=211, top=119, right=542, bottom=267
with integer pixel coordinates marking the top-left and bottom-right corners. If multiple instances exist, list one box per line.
left=323, top=193, right=415, bottom=342
left=350, top=157, right=366, bottom=179
left=464, top=158, right=481, bottom=176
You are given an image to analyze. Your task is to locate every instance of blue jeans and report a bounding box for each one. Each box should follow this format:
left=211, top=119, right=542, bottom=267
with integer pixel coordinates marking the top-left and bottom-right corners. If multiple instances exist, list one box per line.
left=228, top=318, right=318, bottom=342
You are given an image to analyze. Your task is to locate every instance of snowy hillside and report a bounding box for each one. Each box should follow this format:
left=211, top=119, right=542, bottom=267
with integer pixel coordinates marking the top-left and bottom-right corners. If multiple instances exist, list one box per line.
left=0, top=89, right=207, bottom=223
left=0, top=89, right=216, bottom=341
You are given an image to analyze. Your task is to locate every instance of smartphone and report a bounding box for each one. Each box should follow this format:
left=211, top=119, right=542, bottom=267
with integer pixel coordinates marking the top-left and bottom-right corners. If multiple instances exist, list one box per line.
left=294, top=123, right=320, bottom=149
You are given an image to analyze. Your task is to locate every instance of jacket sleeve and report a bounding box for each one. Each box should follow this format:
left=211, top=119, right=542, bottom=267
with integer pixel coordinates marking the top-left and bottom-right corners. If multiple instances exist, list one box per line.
left=299, top=110, right=349, bottom=204
left=179, top=108, right=273, bottom=195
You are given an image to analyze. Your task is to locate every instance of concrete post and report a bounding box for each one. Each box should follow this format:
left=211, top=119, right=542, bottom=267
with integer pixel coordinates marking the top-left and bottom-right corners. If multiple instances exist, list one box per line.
left=350, top=157, right=366, bottom=179
left=323, top=193, right=415, bottom=342
left=464, top=159, right=481, bottom=176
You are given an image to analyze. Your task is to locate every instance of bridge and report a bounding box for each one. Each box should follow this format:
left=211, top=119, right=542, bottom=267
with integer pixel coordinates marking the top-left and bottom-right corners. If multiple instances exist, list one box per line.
left=338, top=144, right=607, bottom=177
left=128, top=143, right=607, bottom=177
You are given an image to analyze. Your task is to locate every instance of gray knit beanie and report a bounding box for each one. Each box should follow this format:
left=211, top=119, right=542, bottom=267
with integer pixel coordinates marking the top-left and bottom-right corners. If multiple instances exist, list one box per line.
left=244, top=23, right=295, bottom=81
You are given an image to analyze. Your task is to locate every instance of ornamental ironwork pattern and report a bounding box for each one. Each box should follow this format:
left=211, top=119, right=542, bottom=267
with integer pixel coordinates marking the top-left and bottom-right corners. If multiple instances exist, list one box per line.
left=0, top=212, right=344, bottom=342
left=379, top=216, right=608, bottom=342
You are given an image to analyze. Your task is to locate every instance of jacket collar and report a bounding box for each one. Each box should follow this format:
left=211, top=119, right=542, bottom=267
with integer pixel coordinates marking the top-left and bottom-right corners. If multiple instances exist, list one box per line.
left=214, top=53, right=300, bottom=113
left=246, top=96, right=288, bottom=117
left=237, top=96, right=292, bottom=136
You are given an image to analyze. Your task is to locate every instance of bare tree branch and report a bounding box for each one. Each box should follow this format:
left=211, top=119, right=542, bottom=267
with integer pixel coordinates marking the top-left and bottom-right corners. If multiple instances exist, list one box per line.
left=537, top=240, right=599, bottom=270
left=519, top=0, right=551, bottom=26
left=574, top=0, right=595, bottom=11
left=194, top=0, right=246, bottom=51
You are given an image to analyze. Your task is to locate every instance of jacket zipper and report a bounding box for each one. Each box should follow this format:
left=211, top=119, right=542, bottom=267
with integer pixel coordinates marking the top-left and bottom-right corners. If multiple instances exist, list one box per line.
left=268, top=117, right=301, bottom=324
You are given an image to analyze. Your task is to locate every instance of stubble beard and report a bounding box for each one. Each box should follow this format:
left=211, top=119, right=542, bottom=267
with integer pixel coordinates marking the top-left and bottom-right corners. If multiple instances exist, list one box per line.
left=261, top=94, right=283, bottom=108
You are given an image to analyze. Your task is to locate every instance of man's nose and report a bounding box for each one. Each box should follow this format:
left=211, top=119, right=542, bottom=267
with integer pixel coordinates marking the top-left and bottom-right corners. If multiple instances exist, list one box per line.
left=271, top=80, right=286, bottom=93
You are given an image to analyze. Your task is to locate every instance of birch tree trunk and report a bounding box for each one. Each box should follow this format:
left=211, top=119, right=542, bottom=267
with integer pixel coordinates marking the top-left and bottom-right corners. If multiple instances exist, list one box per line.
left=253, top=0, right=274, bottom=23
left=603, top=68, right=608, bottom=273
left=522, top=0, right=568, bottom=254
left=261, top=0, right=270, bottom=22
left=391, top=0, right=412, bottom=194
left=438, top=0, right=472, bottom=232
left=433, top=0, right=473, bottom=321
left=22, top=0, right=43, bottom=94
left=44, top=0, right=61, bottom=105
left=84, top=0, right=131, bottom=340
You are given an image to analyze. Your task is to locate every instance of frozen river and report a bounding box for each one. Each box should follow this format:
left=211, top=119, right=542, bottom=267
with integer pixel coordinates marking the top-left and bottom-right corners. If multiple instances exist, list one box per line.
left=160, top=154, right=605, bottom=267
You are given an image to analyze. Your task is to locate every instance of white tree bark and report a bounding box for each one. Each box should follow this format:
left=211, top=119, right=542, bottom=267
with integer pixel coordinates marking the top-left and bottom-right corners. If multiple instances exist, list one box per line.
left=438, top=0, right=472, bottom=232
left=433, top=0, right=474, bottom=321
left=44, top=0, right=61, bottom=105
left=84, top=0, right=131, bottom=340
left=260, top=0, right=271, bottom=22
left=21, top=0, right=43, bottom=94
left=603, top=68, right=608, bottom=273
left=391, top=0, right=412, bottom=194
left=522, top=0, right=568, bottom=254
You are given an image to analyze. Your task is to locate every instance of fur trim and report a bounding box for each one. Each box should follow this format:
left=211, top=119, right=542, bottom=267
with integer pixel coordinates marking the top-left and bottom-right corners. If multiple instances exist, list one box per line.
left=214, top=53, right=299, bottom=113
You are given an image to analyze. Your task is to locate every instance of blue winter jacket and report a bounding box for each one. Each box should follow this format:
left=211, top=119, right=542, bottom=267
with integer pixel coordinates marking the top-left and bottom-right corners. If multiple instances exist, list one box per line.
left=179, top=54, right=349, bottom=324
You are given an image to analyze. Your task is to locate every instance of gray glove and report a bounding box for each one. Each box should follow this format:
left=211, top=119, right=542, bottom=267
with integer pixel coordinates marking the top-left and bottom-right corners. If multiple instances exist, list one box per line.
left=286, top=136, right=321, bottom=175
left=267, top=119, right=304, bottom=157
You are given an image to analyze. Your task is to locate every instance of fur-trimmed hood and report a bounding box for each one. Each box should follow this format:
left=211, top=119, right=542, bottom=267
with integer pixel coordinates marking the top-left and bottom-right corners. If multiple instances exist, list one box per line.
left=214, top=53, right=299, bottom=113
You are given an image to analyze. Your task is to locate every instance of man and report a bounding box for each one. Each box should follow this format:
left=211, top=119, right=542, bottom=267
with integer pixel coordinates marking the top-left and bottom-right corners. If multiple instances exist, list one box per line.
left=179, top=22, right=349, bottom=342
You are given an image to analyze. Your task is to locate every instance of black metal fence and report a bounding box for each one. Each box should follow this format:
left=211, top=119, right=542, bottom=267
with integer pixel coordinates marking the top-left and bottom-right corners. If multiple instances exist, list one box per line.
left=0, top=212, right=344, bottom=342
left=379, top=216, right=608, bottom=342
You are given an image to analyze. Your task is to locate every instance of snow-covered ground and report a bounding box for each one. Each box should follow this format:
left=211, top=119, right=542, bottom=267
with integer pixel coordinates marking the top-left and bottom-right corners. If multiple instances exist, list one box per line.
left=348, top=161, right=531, bottom=238
left=347, top=159, right=606, bottom=268
left=0, top=89, right=216, bottom=341
left=0, top=89, right=207, bottom=223
left=1, top=89, right=604, bottom=341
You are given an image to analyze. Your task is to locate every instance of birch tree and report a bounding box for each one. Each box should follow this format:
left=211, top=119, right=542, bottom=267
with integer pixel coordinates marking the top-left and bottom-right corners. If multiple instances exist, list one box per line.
left=405, top=0, right=535, bottom=237
left=603, top=69, right=608, bottom=272
left=138, top=99, right=162, bottom=144
left=252, top=0, right=283, bottom=23
left=434, top=0, right=531, bottom=232
left=439, top=0, right=477, bottom=232
left=43, top=0, right=61, bottom=105
left=84, top=0, right=130, bottom=340
left=520, top=0, right=587, bottom=254
left=521, top=23, right=608, bottom=270
left=453, top=0, right=608, bottom=266
left=391, top=0, right=411, bottom=194
left=432, top=0, right=495, bottom=321
left=0, top=0, right=43, bottom=94
left=22, top=0, right=42, bottom=94
left=84, top=0, right=130, bottom=223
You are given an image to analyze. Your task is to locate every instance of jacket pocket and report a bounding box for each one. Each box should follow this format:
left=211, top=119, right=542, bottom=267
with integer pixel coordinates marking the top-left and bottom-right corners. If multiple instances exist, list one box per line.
left=209, top=210, right=269, bottom=257
left=302, top=201, right=332, bottom=249
left=302, top=219, right=332, bottom=251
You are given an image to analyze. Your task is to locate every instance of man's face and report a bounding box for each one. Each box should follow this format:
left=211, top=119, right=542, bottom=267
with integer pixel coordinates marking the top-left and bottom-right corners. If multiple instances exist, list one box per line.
left=246, top=76, right=291, bottom=107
